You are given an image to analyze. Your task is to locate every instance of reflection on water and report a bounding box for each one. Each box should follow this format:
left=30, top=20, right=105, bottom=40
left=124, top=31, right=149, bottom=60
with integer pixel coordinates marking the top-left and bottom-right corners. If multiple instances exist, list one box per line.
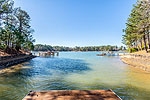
left=0, top=52, right=150, bottom=100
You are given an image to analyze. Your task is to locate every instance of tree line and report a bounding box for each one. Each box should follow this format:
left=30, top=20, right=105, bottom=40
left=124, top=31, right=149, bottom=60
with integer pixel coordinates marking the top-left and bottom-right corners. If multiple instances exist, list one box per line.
left=123, top=0, right=150, bottom=53
left=34, top=44, right=126, bottom=51
left=0, top=0, right=35, bottom=54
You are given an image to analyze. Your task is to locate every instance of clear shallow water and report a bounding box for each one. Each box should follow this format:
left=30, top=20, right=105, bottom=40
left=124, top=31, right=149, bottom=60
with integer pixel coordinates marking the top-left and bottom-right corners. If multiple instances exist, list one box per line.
left=0, top=52, right=150, bottom=100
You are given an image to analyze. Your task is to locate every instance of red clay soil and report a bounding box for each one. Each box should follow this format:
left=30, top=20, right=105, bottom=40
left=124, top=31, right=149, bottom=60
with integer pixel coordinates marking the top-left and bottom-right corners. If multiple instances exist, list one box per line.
left=0, top=48, right=34, bottom=68
left=23, top=90, right=121, bottom=100
left=0, top=48, right=29, bottom=57
left=0, top=49, right=10, bottom=56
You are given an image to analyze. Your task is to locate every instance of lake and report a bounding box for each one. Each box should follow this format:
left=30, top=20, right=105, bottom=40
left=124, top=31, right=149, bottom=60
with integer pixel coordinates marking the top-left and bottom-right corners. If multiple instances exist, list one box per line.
left=0, top=51, right=150, bottom=100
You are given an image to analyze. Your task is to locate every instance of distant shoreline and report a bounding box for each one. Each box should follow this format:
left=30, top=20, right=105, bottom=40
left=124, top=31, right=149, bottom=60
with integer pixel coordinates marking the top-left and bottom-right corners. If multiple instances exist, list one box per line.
left=34, top=44, right=126, bottom=52
left=32, top=50, right=125, bottom=52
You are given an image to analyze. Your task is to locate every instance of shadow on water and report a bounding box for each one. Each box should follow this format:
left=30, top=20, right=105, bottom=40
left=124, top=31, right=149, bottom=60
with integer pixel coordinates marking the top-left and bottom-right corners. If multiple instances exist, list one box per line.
left=0, top=57, right=91, bottom=100
left=24, top=57, right=92, bottom=76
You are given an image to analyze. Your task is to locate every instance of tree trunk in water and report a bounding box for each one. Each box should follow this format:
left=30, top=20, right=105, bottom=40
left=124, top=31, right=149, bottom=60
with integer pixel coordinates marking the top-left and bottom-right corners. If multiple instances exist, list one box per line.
left=147, top=31, right=150, bottom=49
left=143, top=35, right=148, bottom=53
left=140, top=40, right=143, bottom=51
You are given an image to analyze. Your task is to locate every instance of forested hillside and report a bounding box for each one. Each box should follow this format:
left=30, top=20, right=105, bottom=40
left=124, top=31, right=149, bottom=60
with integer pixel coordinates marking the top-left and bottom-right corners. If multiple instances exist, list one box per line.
left=34, top=44, right=126, bottom=51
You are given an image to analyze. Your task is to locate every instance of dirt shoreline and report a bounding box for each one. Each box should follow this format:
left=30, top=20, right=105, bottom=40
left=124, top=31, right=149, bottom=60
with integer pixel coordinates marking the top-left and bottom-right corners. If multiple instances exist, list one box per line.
left=120, top=54, right=150, bottom=72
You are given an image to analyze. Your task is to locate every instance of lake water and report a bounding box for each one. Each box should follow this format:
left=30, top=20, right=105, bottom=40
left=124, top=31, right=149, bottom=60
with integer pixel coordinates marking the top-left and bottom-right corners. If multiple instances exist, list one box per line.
left=0, top=51, right=150, bottom=100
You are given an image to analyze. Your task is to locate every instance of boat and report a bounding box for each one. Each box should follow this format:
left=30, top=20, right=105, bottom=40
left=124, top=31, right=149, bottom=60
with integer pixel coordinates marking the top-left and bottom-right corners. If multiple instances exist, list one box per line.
left=97, top=51, right=116, bottom=56
left=107, top=51, right=116, bottom=56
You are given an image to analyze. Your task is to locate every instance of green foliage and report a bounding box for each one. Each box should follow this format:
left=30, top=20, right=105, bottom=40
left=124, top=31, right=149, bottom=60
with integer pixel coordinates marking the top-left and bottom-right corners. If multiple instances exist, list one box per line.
left=0, top=44, right=6, bottom=49
left=34, top=44, right=53, bottom=51
left=129, top=48, right=138, bottom=53
left=129, top=48, right=132, bottom=53
left=133, top=48, right=138, bottom=53
left=0, top=0, right=35, bottom=53
left=122, top=0, right=150, bottom=53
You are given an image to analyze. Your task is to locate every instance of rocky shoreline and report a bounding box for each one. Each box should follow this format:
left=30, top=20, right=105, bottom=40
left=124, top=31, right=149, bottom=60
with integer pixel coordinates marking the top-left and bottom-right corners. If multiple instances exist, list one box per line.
left=120, top=53, right=150, bottom=72
left=0, top=54, right=36, bottom=69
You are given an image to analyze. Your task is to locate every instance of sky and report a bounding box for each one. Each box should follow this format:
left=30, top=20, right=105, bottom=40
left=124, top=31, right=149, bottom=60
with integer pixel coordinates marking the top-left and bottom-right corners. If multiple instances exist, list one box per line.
left=14, top=0, right=137, bottom=47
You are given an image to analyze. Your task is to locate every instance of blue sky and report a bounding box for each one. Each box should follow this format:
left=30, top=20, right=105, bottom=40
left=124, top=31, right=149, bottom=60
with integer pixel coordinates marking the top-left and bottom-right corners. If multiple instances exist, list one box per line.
left=14, top=0, right=137, bottom=47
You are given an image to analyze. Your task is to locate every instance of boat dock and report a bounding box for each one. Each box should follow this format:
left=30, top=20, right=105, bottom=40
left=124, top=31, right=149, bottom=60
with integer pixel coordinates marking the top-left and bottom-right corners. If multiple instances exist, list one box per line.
left=23, top=90, right=121, bottom=100
left=38, top=51, right=59, bottom=57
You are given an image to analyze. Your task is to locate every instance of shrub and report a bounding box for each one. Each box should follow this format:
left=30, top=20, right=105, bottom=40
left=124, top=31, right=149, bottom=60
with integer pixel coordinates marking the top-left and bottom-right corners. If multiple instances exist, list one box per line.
left=129, top=48, right=138, bottom=53
left=129, top=48, right=131, bottom=53
left=132, top=48, right=138, bottom=52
